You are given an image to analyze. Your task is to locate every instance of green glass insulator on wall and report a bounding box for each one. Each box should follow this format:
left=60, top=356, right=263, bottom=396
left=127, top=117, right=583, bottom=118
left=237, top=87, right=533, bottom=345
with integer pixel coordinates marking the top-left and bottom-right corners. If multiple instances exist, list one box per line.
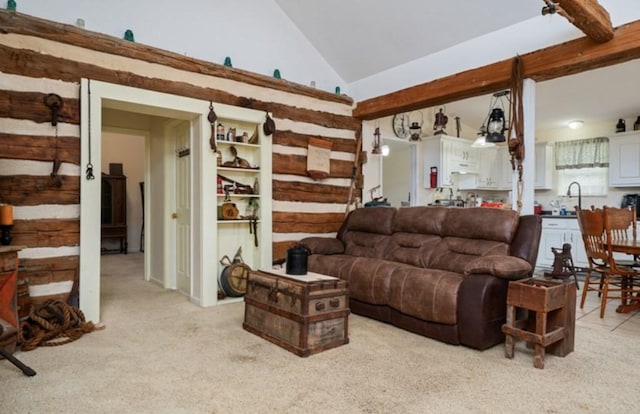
left=273, top=69, right=281, bottom=79
left=7, top=0, right=17, bottom=11
left=124, top=29, right=135, bottom=42
left=335, top=86, right=341, bottom=95
left=224, top=57, right=232, bottom=67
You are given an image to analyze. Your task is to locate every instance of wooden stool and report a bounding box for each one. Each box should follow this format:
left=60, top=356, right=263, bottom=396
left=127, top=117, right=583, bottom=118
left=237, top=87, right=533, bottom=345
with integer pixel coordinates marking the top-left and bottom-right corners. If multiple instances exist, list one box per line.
left=502, top=278, right=576, bottom=369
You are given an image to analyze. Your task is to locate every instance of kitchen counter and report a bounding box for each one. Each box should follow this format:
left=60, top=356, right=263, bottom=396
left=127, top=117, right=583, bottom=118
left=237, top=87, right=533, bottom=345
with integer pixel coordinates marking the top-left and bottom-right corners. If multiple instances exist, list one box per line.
left=540, top=210, right=577, bottom=219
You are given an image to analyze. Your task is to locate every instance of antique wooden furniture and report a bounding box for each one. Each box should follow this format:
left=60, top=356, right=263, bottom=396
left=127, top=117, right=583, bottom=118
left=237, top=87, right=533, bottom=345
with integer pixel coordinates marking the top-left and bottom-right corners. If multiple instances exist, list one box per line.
left=101, top=173, right=128, bottom=254
left=576, top=206, right=640, bottom=317
left=0, top=246, right=36, bottom=376
left=543, top=243, right=579, bottom=288
left=502, top=278, right=576, bottom=369
left=243, top=269, right=349, bottom=357
left=603, top=206, right=640, bottom=314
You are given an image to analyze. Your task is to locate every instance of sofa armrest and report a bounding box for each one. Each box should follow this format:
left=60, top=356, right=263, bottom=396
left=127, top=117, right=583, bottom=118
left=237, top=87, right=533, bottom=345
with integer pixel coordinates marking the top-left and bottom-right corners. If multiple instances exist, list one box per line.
left=300, top=237, right=345, bottom=255
left=464, top=255, right=532, bottom=280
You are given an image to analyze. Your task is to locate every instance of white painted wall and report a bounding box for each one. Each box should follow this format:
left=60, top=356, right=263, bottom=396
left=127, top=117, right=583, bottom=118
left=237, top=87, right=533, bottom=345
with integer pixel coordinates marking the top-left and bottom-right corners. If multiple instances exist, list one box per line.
left=17, top=0, right=346, bottom=94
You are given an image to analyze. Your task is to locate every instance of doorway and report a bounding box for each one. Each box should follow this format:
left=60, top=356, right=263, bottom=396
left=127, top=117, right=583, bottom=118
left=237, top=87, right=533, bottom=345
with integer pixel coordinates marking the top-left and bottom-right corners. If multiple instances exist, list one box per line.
left=80, top=80, right=211, bottom=322
left=381, top=139, right=418, bottom=207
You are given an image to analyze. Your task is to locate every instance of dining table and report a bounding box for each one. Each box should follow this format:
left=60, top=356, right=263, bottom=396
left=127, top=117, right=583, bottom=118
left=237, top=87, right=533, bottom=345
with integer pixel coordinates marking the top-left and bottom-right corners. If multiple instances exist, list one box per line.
left=609, top=239, right=640, bottom=314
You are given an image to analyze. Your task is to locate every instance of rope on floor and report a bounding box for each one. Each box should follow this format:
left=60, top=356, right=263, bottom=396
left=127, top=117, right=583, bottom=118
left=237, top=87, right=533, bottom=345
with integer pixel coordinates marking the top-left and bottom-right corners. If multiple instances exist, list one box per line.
left=18, top=300, right=105, bottom=351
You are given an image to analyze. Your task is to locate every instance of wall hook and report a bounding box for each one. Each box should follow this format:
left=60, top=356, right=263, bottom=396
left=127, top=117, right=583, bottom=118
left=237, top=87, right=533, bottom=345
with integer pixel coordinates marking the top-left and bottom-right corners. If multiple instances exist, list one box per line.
left=44, top=93, right=64, bottom=126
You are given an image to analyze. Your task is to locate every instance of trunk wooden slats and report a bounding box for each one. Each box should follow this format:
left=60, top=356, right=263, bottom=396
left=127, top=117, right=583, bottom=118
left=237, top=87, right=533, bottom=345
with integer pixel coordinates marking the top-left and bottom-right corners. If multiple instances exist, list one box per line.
left=243, top=269, right=349, bottom=357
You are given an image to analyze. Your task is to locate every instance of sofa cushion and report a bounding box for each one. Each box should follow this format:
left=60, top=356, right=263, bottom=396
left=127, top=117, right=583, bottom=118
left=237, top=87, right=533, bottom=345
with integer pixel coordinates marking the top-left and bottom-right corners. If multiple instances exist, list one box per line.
left=346, top=206, right=396, bottom=235
left=392, top=206, right=448, bottom=235
left=307, top=254, right=358, bottom=280
left=388, top=267, right=463, bottom=325
left=343, top=232, right=392, bottom=259
left=345, top=258, right=408, bottom=305
left=386, top=232, right=441, bottom=268
left=463, top=255, right=532, bottom=280
left=427, top=237, right=510, bottom=274
left=442, top=207, right=519, bottom=243
left=301, top=237, right=344, bottom=255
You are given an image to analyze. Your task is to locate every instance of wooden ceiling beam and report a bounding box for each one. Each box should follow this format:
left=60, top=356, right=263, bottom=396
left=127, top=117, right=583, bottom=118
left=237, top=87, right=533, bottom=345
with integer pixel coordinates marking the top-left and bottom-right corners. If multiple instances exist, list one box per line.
left=555, top=0, right=614, bottom=43
left=354, top=19, right=640, bottom=120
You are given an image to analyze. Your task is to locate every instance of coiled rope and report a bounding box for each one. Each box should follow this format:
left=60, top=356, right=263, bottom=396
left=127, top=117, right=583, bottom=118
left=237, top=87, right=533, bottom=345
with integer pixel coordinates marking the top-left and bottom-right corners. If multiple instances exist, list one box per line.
left=18, top=300, right=105, bottom=351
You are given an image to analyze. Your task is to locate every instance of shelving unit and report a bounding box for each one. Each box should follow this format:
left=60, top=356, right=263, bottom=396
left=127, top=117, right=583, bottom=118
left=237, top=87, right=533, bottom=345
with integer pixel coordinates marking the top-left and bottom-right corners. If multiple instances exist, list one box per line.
left=213, top=111, right=272, bottom=303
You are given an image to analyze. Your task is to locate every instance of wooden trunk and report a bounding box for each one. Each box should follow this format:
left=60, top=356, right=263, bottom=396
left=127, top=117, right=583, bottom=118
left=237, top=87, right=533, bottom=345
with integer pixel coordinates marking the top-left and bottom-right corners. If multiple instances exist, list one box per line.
left=243, top=269, right=349, bottom=357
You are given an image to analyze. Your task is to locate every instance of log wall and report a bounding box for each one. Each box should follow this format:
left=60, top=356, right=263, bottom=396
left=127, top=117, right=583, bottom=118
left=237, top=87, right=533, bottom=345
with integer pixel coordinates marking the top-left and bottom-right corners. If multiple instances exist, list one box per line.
left=0, top=11, right=360, bottom=297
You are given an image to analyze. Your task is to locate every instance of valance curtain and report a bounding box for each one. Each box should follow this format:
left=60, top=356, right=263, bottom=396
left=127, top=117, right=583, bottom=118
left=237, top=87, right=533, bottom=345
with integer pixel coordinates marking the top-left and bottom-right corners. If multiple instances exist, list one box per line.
left=554, top=137, right=609, bottom=170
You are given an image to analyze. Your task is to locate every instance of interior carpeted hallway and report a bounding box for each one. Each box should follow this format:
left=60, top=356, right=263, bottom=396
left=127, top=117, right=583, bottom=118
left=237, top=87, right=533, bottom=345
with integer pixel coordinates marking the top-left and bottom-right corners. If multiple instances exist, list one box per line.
left=1, top=253, right=639, bottom=413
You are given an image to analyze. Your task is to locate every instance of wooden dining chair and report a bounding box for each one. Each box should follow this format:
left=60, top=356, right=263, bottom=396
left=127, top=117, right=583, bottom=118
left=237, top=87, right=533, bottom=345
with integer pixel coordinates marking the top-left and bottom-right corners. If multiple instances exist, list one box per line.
left=603, top=206, right=640, bottom=315
left=575, top=207, right=610, bottom=315
left=605, top=205, right=640, bottom=269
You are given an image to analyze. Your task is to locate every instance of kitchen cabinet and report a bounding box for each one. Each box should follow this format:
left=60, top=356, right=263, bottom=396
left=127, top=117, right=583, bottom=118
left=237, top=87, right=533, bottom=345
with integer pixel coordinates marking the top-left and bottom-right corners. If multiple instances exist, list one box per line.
left=609, top=131, right=640, bottom=187
left=459, top=145, right=512, bottom=190
left=535, top=143, right=553, bottom=190
left=536, top=218, right=587, bottom=269
left=424, top=135, right=476, bottom=188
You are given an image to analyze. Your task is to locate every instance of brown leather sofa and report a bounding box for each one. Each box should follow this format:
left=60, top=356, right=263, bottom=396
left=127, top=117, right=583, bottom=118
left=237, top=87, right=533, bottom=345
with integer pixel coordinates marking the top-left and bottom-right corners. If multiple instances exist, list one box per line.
left=300, top=206, right=542, bottom=350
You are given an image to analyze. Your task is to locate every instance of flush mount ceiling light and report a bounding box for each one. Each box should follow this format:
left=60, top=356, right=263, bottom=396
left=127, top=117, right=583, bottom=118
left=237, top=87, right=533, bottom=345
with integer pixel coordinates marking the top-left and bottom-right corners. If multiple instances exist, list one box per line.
left=568, top=120, right=584, bottom=129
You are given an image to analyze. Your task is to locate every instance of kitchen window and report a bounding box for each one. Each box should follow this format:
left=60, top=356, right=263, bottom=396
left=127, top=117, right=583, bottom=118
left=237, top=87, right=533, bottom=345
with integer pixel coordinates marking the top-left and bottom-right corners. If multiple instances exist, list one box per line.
left=555, top=137, right=609, bottom=196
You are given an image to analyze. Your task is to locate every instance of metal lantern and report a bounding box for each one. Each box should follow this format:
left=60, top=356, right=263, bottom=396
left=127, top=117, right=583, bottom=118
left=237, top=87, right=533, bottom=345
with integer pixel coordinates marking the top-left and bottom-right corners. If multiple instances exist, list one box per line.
left=485, top=108, right=506, bottom=143
left=371, top=127, right=383, bottom=155
left=409, top=122, right=422, bottom=142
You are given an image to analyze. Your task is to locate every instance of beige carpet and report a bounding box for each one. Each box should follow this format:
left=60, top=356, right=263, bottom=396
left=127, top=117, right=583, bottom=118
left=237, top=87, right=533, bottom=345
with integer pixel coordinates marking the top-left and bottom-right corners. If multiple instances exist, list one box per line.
left=1, top=253, right=639, bottom=413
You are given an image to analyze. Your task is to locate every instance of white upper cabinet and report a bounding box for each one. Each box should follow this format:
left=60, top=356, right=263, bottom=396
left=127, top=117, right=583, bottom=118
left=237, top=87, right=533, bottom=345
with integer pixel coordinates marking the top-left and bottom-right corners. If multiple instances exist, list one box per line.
left=423, top=135, right=476, bottom=188
left=534, top=143, right=553, bottom=190
left=609, top=131, right=640, bottom=187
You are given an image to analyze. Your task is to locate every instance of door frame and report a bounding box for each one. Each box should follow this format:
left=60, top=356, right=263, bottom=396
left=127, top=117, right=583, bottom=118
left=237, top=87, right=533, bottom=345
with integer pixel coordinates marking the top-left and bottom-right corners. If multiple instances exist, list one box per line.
left=80, top=79, right=215, bottom=322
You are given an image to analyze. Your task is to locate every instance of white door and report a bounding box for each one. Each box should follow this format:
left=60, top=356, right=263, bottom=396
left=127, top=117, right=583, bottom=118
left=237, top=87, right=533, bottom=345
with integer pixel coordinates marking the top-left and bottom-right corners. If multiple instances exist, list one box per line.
left=175, top=122, right=191, bottom=295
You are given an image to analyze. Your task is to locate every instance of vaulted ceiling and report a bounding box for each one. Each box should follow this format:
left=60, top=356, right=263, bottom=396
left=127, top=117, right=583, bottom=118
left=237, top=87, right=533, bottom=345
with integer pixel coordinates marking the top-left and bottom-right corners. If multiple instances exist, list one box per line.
left=275, top=0, right=640, bottom=133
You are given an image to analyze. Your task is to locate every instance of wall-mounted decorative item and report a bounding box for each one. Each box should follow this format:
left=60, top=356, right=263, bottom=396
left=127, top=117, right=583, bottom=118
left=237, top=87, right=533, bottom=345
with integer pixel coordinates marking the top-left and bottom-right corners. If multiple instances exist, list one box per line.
left=124, top=30, right=135, bottom=42
left=208, top=102, right=217, bottom=152
left=392, top=112, right=410, bottom=139
left=307, top=137, right=332, bottom=180
left=335, top=86, right=341, bottom=94
left=263, top=112, right=275, bottom=136
left=7, top=0, right=16, bottom=12
left=616, top=118, right=626, bottom=133
left=433, top=108, right=447, bottom=135
left=371, top=125, right=388, bottom=156
left=409, top=111, right=424, bottom=141
left=224, top=57, right=232, bottom=67
left=273, top=69, right=281, bottom=79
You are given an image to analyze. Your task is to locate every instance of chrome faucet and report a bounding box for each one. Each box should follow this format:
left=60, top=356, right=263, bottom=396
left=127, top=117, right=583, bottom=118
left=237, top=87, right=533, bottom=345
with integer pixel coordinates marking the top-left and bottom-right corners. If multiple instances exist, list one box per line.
left=567, top=181, right=582, bottom=211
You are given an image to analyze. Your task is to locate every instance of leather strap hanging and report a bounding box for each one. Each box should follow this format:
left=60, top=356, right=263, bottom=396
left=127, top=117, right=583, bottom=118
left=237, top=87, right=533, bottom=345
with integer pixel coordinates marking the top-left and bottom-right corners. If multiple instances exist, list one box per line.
left=508, top=56, right=525, bottom=214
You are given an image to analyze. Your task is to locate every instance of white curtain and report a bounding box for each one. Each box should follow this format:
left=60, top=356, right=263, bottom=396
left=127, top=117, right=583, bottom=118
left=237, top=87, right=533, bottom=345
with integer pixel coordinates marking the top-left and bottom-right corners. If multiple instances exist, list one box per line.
left=555, top=137, right=609, bottom=196
left=554, top=137, right=609, bottom=170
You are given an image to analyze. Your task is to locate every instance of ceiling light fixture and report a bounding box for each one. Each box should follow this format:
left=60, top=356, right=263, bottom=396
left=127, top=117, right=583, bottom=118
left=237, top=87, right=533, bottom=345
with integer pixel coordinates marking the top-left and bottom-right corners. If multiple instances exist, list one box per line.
left=568, top=120, right=584, bottom=129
